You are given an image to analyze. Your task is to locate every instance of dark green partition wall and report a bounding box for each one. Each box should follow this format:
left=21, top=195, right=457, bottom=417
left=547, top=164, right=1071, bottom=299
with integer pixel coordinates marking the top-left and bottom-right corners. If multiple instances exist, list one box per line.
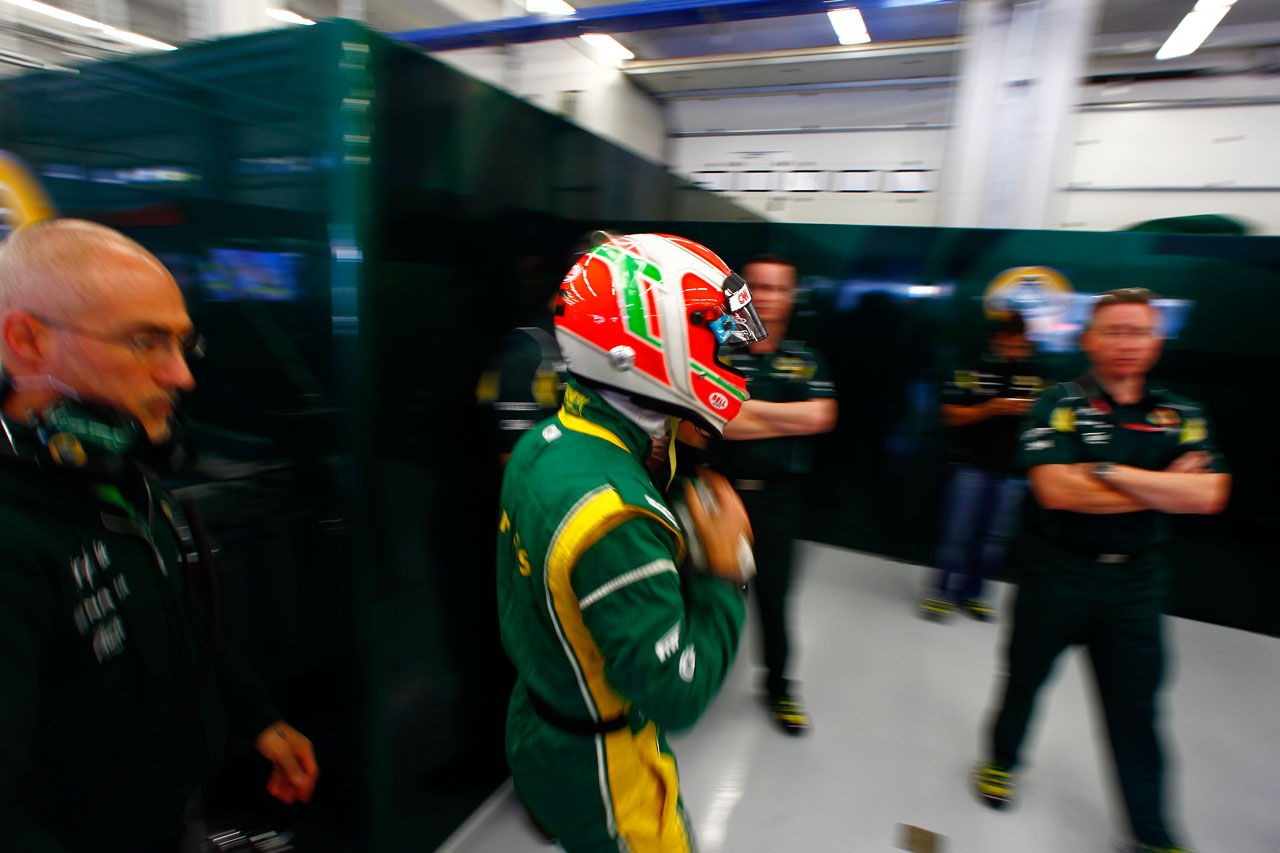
left=2, top=18, right=1276, bottom=852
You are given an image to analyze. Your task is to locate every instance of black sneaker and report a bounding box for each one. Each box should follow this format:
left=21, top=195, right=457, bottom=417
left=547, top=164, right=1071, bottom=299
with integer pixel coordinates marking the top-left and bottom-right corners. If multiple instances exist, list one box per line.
left=959, top=598, right=996, bottom=622
left=971, top=762, right=1016, bottom=809
left=766, top=695, right=811, bottom=735
left=919, top=596, right=955, bottom=621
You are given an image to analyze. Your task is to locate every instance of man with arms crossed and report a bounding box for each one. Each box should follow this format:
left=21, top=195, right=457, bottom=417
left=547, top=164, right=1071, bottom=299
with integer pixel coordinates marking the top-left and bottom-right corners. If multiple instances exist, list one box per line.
left=973, top=288, right=1229, bottom=853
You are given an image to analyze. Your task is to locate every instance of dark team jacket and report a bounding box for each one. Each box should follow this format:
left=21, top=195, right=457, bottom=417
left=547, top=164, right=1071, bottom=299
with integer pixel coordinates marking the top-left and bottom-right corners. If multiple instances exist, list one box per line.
left=941, top=355, right=1045, bottom=474
left=1018, top=376, right=1228, bottom=555
left=0, top=457, right=280, bottom=851
left=476, top=312, right=568, bottom=456
left=709, top=341, right=836, bottom=480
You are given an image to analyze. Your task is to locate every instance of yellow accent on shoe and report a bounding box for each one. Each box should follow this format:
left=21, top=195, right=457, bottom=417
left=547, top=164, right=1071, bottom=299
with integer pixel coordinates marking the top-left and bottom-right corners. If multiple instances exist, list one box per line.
left=919, top=596, right=955, bottom=620
left=767, top=697, right=811, bottom=735
left=972, top=762, right=1016, bottom=809
left=959, top=598, right=996, bottom=621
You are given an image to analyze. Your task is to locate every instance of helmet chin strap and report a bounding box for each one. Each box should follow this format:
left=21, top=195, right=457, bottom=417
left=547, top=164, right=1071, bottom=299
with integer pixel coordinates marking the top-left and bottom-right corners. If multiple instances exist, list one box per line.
left=9, top=374, right=82, bottom=401
left=599, top=389, right=671, bottom=439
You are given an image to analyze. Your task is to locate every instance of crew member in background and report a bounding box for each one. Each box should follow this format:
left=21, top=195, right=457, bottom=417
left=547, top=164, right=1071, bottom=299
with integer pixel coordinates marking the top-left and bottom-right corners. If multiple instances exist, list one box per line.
left=921, top=311, right=1043, bottom=622
left=0, top=219, right=318, bottom=851
left=498, top=233, right=766, bottom=852
left=477, top=301, right=567, bottom=465
left=709, top=254, right=836, bottom=735
left=973, top=288, right=1230, bottom=853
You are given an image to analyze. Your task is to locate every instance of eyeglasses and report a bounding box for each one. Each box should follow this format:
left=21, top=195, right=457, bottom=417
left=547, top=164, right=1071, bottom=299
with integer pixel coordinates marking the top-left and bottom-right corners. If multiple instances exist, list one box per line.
left=34, top=315, right=206, bottom=366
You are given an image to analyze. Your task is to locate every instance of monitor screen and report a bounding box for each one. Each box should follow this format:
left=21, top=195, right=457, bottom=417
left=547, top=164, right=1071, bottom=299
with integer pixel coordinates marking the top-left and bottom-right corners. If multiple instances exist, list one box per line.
left=200, top=248, right=302, bottom=301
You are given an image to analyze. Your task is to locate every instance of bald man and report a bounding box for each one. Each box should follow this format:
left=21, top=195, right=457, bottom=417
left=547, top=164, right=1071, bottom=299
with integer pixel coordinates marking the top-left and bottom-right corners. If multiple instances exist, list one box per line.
left=0, top=220, right=317, bottom=851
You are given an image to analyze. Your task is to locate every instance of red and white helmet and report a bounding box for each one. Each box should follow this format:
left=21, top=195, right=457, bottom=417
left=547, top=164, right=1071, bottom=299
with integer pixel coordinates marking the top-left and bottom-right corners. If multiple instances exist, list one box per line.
left=555, top=233, right=766, bottom=435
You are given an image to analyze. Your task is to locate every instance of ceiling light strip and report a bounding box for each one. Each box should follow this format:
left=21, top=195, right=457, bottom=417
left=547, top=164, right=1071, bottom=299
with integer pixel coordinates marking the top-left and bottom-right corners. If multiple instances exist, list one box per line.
left=1155, top=0, right=1235, bottom=60
left=1, top=0, right=176, bottom=50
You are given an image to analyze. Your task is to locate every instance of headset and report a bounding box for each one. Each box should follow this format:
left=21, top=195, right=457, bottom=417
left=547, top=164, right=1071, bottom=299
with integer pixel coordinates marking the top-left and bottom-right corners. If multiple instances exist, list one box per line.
left=0, top=372, right=188, bottom=477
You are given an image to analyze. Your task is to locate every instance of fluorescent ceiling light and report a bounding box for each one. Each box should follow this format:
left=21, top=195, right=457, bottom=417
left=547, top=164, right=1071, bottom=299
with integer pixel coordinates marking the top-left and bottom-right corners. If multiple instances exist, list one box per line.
left=103, top=26, right=177, bottom=51
left=524, top=0, right=576, bottom=14
left=266, top=8, right=316, bottom=26
left=2, top=0, right=176, bottom=50
left=580, top=33, right=634, bottom=62
left=827, top=7, right=871, bottom=46
left=1156, top=0, right=1234, bottom=60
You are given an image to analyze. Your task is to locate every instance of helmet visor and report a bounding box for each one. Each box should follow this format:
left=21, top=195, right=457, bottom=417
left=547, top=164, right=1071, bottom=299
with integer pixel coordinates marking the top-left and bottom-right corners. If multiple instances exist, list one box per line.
left=708, top=273, right=768, bottom=347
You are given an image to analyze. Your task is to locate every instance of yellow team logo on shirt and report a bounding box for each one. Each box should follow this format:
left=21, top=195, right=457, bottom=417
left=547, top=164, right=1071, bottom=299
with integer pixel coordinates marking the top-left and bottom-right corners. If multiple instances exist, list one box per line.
left=499, top=510, right=532, bottom=576
left=1050, top=406, right=1075, bottom=433
left=563, top=384, right=590, bottom=417
left=47, top=433, right=88, bottom=467
left=771, top=356, right=813, bottom=377
left=533, top=371, right=559, bottom=408
left=1179, top=417, right=1206, bottom=445
left=475, top=370, right=499, bottom=403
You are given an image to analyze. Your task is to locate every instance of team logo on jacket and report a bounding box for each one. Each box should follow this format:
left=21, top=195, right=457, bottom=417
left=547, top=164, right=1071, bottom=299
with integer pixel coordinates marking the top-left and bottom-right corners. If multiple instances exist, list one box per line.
left=69, top=541, right=129, bottom=664
left=47, top=432, right=88, bottom=467
left=1148, top=408, right=1180, bottom=428
left=655, top=623, right=680, bottom=663
left=679, top=645, right=697, bottom=682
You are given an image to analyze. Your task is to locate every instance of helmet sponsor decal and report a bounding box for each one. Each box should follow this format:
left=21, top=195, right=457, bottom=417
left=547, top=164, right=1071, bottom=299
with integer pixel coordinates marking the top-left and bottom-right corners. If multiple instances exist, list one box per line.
left=708, top=393, right=729, bottom=411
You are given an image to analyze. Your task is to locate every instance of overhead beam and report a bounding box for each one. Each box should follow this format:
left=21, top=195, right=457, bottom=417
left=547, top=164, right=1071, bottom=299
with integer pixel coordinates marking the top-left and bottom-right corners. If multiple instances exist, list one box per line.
left=624, top=37, right=960, bottom=74
left=654, top=76, right=958, bottom=100
left=394, top=0, right=957, bottom=52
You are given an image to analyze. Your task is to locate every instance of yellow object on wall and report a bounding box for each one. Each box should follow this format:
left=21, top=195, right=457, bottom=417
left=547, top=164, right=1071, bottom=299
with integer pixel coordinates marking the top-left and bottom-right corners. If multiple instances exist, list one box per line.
left=0, top=152, right=56, bottom=227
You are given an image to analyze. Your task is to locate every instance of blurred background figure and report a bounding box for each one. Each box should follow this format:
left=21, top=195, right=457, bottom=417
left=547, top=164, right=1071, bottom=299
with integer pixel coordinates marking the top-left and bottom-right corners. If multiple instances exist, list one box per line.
left=0, top=219, right=317, bottom=852
left=973, top=288, right=1231, bottom=853
left=475, top=226, right=599, bottom=468
left=709, top=254, right=837, bottom=735
left=921, top=311, right=1042, bottom=622
left=476, top=309, right=566, bottom=466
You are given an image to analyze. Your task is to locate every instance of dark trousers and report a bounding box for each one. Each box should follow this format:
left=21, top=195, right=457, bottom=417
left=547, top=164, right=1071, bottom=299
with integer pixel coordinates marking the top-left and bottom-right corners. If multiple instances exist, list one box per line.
left=988, top=545, right=1174, bottom=847
left=933, top=464, right=1026, bottom=602
left=739, top=482, right=802, bottom=700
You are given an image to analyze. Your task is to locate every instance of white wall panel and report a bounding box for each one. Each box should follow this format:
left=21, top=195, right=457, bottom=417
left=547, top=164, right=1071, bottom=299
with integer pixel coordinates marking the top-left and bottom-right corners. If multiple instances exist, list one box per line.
left=1059, top=190, right=1277, bottom=234
left=436, top=41, right=667, bottom=164
left=1070, top=106, right=1280, bottom=189
left=670, top=128, right=946, bottom=225
left=667, top=76, right=1280, bottom=233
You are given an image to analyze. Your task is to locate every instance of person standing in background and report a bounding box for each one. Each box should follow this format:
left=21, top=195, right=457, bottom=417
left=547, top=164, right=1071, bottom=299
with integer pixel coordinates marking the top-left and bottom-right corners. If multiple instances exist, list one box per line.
left=921, top=311, right=1043, bottom=622
left=710, top=254, right=836, bottom=735
left=973, top=288, right=1230, bottom=853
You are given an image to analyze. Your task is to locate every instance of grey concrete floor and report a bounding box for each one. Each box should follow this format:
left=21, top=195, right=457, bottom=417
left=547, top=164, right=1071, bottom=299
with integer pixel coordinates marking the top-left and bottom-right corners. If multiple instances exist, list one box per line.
left=439, top=543, right=1280, bottom=852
